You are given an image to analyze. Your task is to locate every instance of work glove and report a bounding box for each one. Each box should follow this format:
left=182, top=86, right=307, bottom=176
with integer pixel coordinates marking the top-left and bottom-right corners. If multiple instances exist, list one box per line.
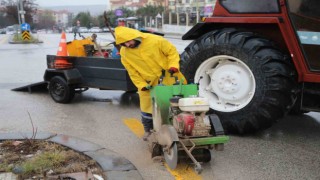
left=141, top=84, right=152, bottom=91
left=168, top=67, right=179, bottom=75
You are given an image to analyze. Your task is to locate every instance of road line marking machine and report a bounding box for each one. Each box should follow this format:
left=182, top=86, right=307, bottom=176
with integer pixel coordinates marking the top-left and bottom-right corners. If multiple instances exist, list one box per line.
left=147, top=72, right=229, bottom=173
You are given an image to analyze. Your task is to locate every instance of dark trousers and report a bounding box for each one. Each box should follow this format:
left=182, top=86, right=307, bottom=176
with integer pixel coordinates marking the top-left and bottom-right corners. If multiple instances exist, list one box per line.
left=141, top=112, right=153, bottom=132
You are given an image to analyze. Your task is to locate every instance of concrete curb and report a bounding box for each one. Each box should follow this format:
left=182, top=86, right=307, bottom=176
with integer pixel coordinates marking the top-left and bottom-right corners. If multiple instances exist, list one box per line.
left=0, top=132, right=143, bottom=180
left=8, top=34, right=43, bottom=44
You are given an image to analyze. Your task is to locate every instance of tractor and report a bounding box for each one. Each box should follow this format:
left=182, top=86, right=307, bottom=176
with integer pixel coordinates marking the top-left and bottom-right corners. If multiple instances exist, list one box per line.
left=180, top=0, right=320, bottom=134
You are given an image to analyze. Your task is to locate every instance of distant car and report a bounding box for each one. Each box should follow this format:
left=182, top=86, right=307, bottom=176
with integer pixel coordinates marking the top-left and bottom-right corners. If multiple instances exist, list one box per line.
left=36, top=29, right=46, bottom=34
left=89, top=27, right=102, bottom=33
left=0, top=28, right=6, bottom=34
left=102, top=27, right=114, bottom=32
left=78, top=27, right=88, bottom=33
left=65, top=27, right=73, bottom=33
left=6, top=26, right=15, bottom=35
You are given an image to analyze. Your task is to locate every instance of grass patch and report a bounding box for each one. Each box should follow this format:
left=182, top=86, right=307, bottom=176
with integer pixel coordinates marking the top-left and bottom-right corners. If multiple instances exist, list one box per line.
left=21, top=151, right=65, bottom=175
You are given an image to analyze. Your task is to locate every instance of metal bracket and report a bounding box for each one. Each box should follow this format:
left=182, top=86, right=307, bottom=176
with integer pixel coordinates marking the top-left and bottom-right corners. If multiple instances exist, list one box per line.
left=209, top=114, right=225, bottom=136
left=179, top=140, right=203, bottom=174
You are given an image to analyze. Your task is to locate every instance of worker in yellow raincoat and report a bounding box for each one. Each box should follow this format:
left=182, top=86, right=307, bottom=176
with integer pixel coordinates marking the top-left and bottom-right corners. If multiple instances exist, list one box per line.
left=115, top=26, right=186, bottom=141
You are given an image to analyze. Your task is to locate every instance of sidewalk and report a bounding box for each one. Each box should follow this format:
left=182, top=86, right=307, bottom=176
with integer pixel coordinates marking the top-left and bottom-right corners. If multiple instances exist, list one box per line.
left=144, top=25, right=191, bottom=39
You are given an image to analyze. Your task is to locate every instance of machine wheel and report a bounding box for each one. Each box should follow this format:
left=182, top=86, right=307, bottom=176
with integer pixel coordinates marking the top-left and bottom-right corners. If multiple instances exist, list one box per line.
left=163, top=142, right=178, bottom=169
left=180, top=28, right=298, bottom=134
left=49, top=76, right=75, bottom=103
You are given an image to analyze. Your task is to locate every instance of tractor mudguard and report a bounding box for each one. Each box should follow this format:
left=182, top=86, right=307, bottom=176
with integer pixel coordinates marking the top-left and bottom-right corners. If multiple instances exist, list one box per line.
left=156, top=125, right=179, bottom=148
left=182, top=22, right=207, bottom=40
left=44, top=68, right=82, bottom=85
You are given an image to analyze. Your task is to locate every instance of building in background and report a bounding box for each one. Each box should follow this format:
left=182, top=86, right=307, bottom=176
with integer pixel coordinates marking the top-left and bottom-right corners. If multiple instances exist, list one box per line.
left=110, top=0, right=147, bottom=10
left=33, top=8, right=73, bottom=30
left=110, top=0, right=216, bottom=17
left=110, top=0, right=167, bottom=10
left=168, top=0, right=216, bottom=16
left=54, top=10, right=70, bottom=28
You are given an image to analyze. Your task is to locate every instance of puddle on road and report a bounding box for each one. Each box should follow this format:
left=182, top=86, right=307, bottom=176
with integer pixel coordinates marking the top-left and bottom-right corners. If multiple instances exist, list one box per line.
left=85, top=97, right=113, bottom=102
left=75, top=90, right=139, bottom=107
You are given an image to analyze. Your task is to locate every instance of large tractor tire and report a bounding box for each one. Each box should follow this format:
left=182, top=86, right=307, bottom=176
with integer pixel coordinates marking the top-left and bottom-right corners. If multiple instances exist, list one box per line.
left=49, top=76, right=75, bottom=104
left=180, top=29, right=298, bottom=134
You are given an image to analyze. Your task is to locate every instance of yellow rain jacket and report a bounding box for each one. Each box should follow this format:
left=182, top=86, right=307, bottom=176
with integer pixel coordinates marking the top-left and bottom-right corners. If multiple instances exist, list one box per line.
left=115, top=26, right=186, bottom=114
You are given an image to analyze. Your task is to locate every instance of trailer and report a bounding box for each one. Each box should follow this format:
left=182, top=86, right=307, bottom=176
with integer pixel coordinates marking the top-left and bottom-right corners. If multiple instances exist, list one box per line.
left=13, top=55, right=136, bottom=103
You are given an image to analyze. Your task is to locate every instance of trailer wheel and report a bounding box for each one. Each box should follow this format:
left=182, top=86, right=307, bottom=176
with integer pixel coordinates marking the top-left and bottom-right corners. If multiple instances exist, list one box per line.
left=180, top=29, right=298, bottom=134
left=49, top=76, right=75, bottom=103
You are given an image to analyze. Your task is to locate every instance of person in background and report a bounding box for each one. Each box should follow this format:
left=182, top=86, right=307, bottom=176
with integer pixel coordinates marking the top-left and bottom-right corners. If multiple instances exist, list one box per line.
left=73, top=19, right=82, bottom=39
left=115, top=26, right=186, bottom=141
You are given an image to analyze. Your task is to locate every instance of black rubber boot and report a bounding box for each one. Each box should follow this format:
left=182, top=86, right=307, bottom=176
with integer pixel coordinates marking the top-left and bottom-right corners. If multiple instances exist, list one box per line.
left=142, top=117, right=153, bottom=132
left=141, top=114, right=153, bottom=141
left=142, top=132, right=151, bottom=141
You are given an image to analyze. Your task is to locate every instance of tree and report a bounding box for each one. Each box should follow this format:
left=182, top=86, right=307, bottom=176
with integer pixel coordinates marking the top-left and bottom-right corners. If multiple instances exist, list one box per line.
left=35, top=10, right=55, bottom=29
left=102, top=10, right=117, bottom=27
left=119, top=7, right=135, bottom=18
left=73, top=12, right=92, bottom=28
left=2, top=0, right=37, bottom=27
left=3, top=4, right=19, bottom=25
left=136, top=5, right=164, bottom=17
left=97, top=7, right=135, bottom=28
left=90, top=16, right=100, bottom=27
left=96, top=14, right=107, bottom=27
left=0, top=11, right=7, bottom=27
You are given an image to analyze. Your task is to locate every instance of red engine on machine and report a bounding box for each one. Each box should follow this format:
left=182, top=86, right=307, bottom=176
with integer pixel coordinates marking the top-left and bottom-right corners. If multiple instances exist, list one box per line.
left=171, top=96, right=211, bottom=137
left=174, top=112, right=195, bottom=136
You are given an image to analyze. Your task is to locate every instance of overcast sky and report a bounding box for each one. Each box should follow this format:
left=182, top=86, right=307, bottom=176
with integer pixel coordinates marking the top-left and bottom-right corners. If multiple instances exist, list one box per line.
left=36, top=0, right=109, bottom=7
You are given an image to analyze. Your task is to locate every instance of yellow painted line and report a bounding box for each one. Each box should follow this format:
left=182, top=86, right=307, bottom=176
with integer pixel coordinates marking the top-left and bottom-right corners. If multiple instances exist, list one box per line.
left=165, top=164, right=202, bottom=180
left=123, top=118, right=144, bottom=138
left=123, top=118, right=202, bottom=180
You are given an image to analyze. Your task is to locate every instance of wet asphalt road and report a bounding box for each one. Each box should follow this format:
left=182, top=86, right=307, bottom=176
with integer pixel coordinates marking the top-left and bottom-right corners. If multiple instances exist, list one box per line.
left=0, top=33, right=319, bottom=180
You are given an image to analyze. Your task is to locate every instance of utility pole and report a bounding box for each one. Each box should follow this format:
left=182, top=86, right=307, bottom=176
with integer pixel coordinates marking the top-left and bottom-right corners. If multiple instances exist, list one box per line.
left=196, top=0, right=199, bottom=23
left=16, top=0, right=21, bottom=25
left=19, top=0, right=25, bottom=24
left=17, top=0, right=26, bottom=25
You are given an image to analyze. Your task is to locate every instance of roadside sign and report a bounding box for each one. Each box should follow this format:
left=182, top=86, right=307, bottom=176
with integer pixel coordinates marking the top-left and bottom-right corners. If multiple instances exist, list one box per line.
left=21, top=23, right=30, bottom=31
left=22, top=31, right=30, bottom=41
left=204, top=6, right=213, bottom=16
left=115, top=9, right=123, bottom=17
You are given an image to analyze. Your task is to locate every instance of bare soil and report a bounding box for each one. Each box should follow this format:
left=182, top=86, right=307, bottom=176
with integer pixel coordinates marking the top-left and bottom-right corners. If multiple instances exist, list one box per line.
left=0, top=140, right=104, bottom=179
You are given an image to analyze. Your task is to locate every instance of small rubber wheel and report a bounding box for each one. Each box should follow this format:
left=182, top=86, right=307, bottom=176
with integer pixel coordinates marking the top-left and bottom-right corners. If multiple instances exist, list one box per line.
left=49, top=76, right=75, bottom=103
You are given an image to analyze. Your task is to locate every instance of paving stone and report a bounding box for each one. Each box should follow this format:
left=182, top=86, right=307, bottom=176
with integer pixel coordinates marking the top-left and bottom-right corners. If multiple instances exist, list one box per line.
left=49, top=134, right=103, bottom=152
left=0, top=172, right=18, bottom=180
left=0, top=132, right=56, bottom=141
left=104, top=170, right=143, bottom=180
left=84, top=149, right=137, bottom=172
left=48, top=171, right=94, bottom=179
